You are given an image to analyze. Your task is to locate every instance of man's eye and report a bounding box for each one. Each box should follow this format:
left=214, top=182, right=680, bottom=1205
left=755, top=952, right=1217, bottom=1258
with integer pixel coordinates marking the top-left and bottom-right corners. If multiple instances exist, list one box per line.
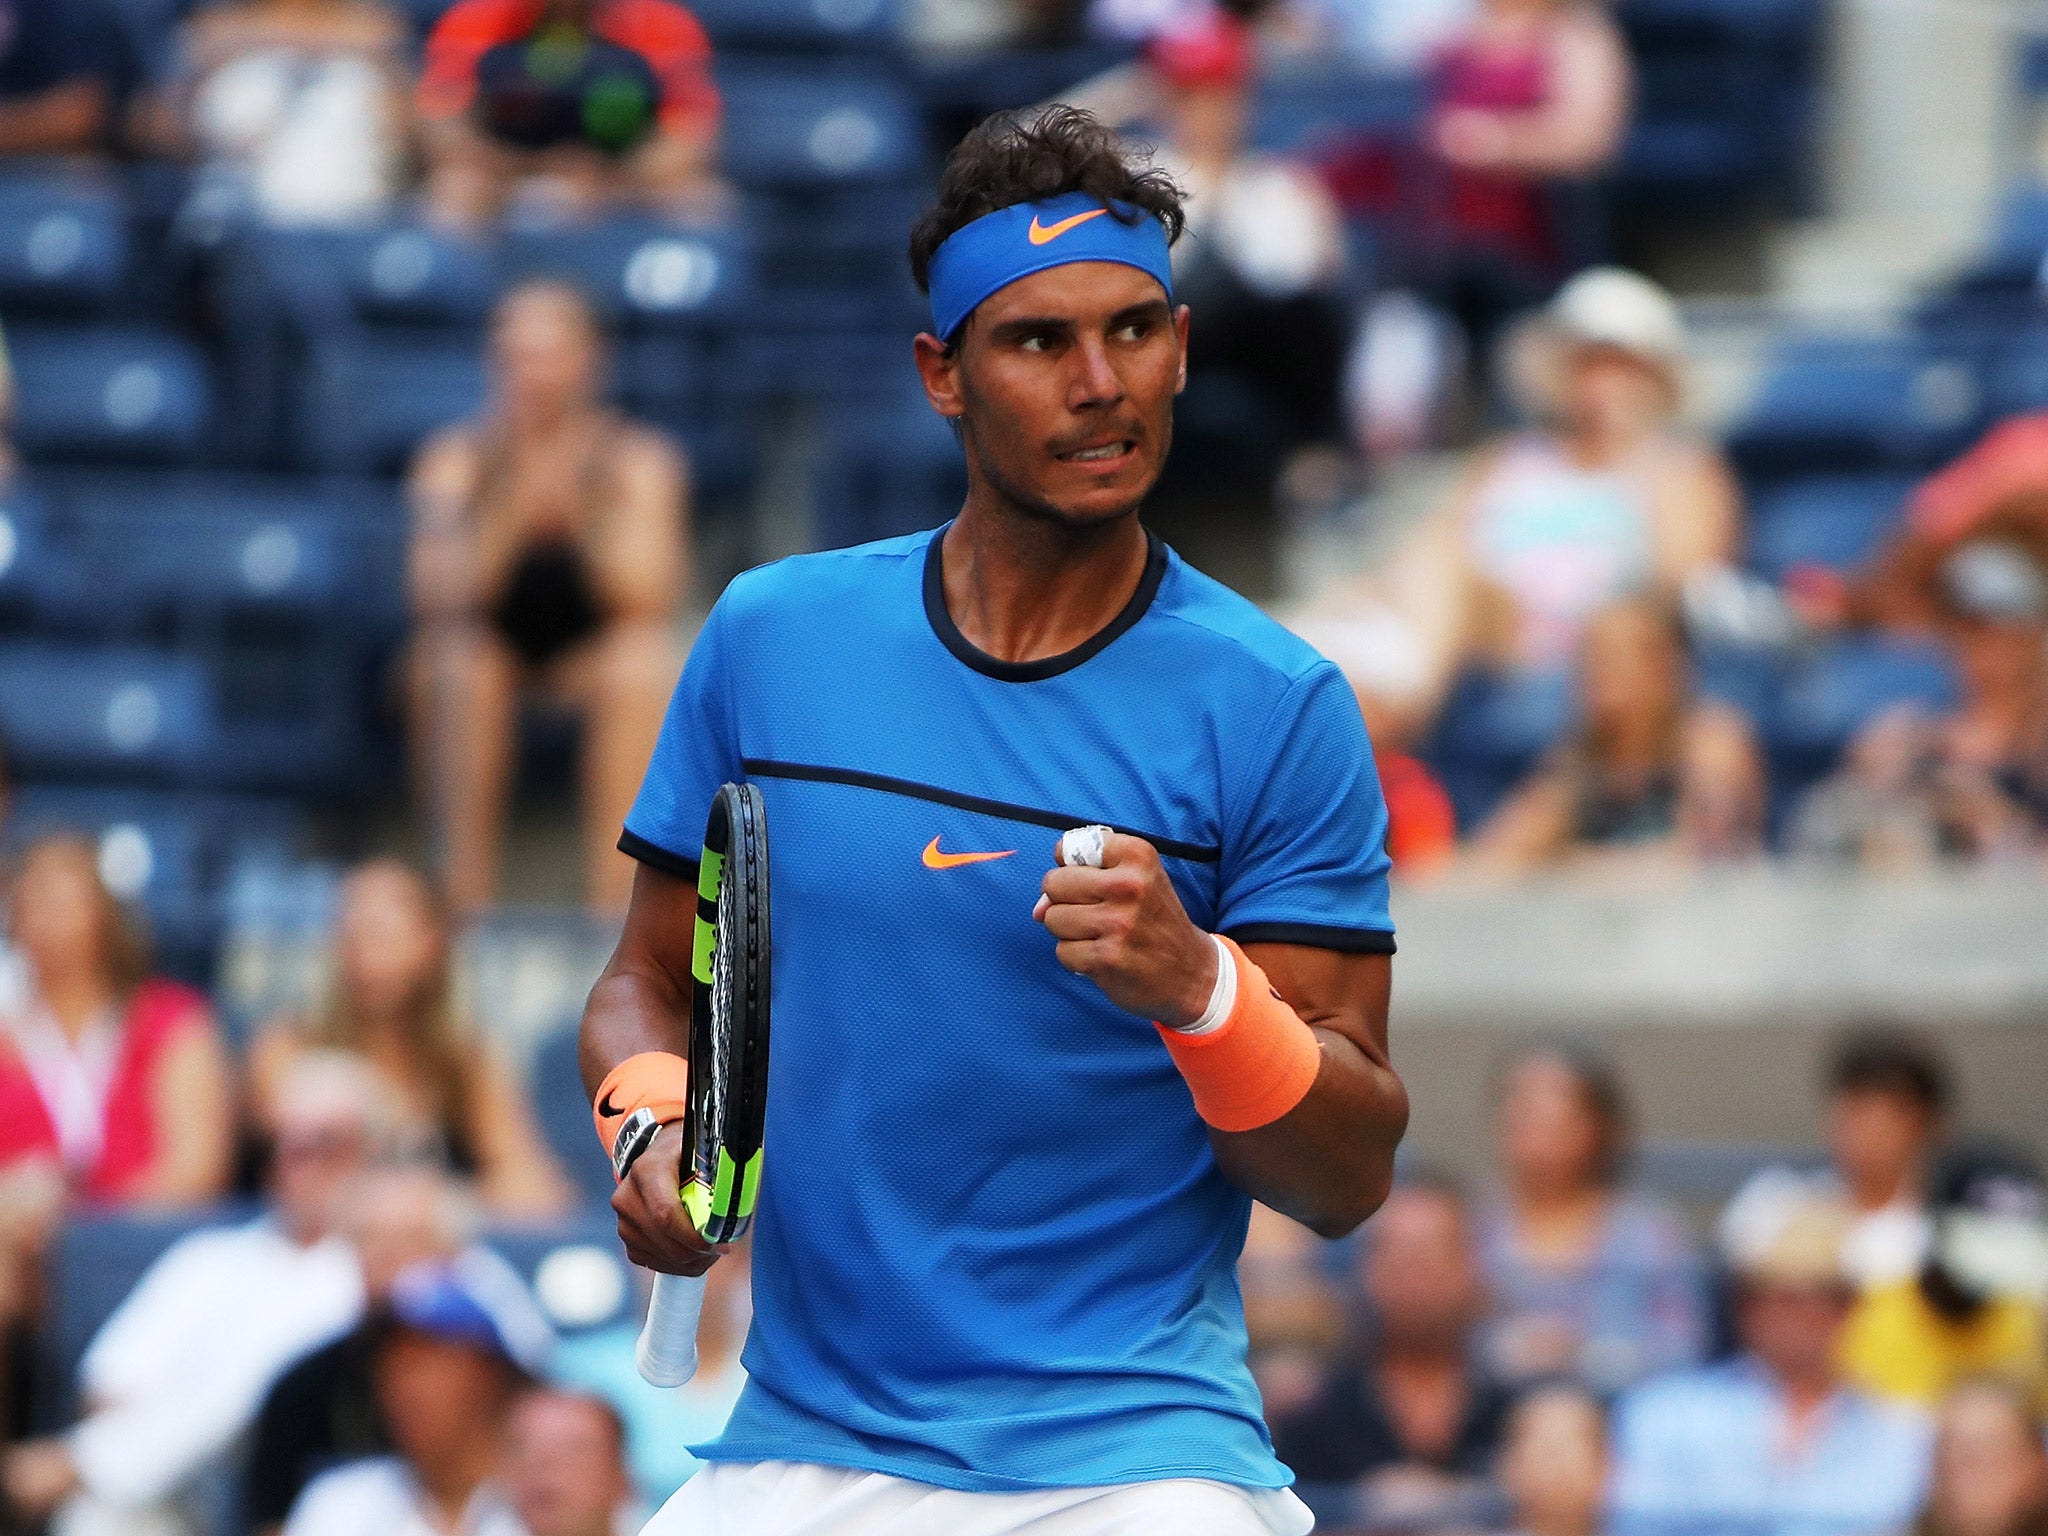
left=1115, top=321, right=1150, bottom=341
left=1019, top=335, right=1052, bottom=353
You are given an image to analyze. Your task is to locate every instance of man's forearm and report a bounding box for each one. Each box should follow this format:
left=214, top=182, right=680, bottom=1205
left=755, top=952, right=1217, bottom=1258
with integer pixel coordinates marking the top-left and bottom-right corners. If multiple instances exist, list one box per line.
left=0, top=82, right=107, bottom=156
left=1212, top=1042, right=1407, bottom=1238
left=578, top=963, right=691, bottom=1100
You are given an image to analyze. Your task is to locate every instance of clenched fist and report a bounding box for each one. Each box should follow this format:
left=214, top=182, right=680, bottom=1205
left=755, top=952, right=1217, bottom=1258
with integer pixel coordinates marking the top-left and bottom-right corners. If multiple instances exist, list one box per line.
left=1033, top=831, right=1219, bottom=1028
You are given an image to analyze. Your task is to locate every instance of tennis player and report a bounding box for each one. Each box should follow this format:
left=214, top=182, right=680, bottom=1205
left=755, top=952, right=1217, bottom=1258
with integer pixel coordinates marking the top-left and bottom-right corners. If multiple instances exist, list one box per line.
left=581, top=104, right=1407, bottom=1535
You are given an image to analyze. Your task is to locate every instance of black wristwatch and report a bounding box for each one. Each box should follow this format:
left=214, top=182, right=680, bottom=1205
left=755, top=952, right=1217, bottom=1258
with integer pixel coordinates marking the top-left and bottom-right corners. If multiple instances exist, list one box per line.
left=610, top=1108, right=665, bottom=1182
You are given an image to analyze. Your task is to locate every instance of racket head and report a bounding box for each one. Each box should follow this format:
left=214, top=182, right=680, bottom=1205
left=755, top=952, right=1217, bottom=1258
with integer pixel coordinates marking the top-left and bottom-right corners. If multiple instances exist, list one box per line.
left=682, top=781, right=771, bottom=1248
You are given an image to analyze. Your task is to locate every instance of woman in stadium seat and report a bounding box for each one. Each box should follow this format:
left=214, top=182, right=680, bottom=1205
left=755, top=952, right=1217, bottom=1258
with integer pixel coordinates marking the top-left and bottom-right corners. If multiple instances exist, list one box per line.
left=1325, top=269, right=1741, bottom=741
left=1465, top=597, right=1763, bottom=870
left=0, top=836, right=235, bottom=1439
left=409, top=280, right=688, bottom=915
left=1473, top=1040, right=1708, bottom=1394
left=249, top=859, right=571, bottom=1216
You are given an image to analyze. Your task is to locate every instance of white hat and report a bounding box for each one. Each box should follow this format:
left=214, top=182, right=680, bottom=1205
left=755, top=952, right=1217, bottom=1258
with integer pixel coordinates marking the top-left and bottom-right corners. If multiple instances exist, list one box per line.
left=1547, top=266, right=1688, bottom=375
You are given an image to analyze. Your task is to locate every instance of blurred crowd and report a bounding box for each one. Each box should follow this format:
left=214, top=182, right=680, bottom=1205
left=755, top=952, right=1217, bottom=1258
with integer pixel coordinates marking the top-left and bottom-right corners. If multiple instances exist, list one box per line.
left=2, top=845, right=2046, bottom=1536
left=0, top=838, right=753, bottom=1536
left=1241, top=1029, right=2048, bottom=1536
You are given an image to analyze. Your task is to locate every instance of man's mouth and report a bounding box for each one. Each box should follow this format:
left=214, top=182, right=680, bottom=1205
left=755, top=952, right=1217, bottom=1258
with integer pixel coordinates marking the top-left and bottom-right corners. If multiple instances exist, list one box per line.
left=1057, top=438, right=1137, bottom=464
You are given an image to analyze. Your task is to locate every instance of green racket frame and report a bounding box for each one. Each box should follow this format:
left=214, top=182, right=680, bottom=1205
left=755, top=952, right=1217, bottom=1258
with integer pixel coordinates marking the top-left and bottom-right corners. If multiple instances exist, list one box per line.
left=681, top=782, right=771, bottom=1247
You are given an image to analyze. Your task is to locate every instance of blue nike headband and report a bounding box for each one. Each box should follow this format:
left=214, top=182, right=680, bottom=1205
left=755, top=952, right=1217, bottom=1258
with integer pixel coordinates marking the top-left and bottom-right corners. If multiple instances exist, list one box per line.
left=926, top=191, right=1175, bottom=343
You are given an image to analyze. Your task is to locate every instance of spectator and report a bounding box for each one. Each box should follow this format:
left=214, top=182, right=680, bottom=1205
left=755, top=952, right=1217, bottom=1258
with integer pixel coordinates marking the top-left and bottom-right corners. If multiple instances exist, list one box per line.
left=0, top=834, right=237, bottom=1440
left=1269, top=1176, right=1511, bottom=1531
left=408, top=281, right=688, bottom=916
left=1465, top=599, right=1764, bottom=871
left=1841, top=1146, right=2048, bottom=1412
left=1913, top=1379, right=2048, bottom=1536
left=133, top=0, right=408, bottom=228
left=1332, top=0, right=1631, bottom=448
left=280, top=1261, right=542, bottom=1536
left=1829, top=1028, right=1949, bottom=1288
left=1793, top=542, right=2048, bottom=868
left=1334, top=270, right=1740, bottom=735
left=418, top=0, right=725, bottom=230
left=0, top=1053, right=383, bottom=1536
left=547, top=1248, right=749, bottom=1503
left=1811, top=405, right=2048, bottom=639
left=1610, top=1191, right=1932, bottom=1536
left=250, top=859, right=572, bottom=1215
left=1493, top=1382, right=1608, bottom=1536
left=0, top=0, right=123, bottom=158
left=1146, top=13, right=1355, bottom=479
left=1474, top=1041, right=1707, bottom=1393
left=246, top=1166, right=482, bottom=1536
left=504, top=1389, right=642, bottom=1536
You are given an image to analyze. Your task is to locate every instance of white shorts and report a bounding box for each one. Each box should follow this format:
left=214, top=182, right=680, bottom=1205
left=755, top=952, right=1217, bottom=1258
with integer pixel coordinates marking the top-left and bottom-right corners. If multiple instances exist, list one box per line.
left=641, top=1460, right=1316, bottom=1536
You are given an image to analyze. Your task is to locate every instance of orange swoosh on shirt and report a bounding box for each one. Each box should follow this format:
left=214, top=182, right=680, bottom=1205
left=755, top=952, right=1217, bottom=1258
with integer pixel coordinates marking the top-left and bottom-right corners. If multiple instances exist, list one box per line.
left=922, top=837, right=1017, bottom=869
left=1027, top=208, right=1110, bottom=246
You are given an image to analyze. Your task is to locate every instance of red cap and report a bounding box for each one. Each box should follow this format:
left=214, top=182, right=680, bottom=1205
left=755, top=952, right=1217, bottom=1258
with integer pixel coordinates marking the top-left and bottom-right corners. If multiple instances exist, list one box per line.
left=1148, top=12, right=1254, bottom=90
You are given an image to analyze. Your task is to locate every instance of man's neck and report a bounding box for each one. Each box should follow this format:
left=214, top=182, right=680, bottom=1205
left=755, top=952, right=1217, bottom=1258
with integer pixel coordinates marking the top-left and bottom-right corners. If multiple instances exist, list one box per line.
left=940, top=501, right=1150, bottom=667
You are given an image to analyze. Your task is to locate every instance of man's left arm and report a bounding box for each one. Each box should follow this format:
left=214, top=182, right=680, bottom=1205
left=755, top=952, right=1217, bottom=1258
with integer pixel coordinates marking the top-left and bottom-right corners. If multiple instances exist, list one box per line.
left=1037, top=838, right=1405, bottom=1238
left=1214, top=941, right=1404, bottom=1235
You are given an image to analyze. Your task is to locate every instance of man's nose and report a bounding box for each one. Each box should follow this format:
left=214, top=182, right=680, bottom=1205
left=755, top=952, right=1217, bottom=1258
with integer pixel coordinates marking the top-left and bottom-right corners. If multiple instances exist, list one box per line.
left=1067, top=334, right=1125, bottom=410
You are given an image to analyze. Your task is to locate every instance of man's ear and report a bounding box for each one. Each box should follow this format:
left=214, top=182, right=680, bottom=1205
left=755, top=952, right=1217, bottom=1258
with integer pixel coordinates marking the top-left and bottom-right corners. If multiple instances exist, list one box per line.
left=1172, top=303, right=1191, bottom=395
left=913, top=332, right=965, bottom=420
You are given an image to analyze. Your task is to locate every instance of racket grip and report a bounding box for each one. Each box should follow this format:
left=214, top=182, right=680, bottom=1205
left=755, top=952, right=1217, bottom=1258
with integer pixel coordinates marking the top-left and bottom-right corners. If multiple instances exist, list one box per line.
left=637, top=1271, right=708, bottom=1387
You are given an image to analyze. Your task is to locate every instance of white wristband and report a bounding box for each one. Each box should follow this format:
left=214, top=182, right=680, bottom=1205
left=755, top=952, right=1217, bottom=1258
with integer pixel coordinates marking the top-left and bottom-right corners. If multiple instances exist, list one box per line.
left=1168, top=935, right=1237, bottom=1036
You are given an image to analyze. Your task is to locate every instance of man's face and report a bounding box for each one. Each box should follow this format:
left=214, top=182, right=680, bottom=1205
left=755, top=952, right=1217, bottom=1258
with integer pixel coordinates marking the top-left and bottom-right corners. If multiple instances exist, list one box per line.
left=916, top=260, right=1188, bottom=528
left=505, top=1393, right=631, bottom=1536
left=1738, top=1279, right=1853, bottom=1387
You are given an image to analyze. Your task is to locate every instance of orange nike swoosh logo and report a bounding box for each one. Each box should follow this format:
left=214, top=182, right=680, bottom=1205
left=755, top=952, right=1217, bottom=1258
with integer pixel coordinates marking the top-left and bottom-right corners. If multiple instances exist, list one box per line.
left=1027, top=208, right=1109, bottom=246
left=922, top=837, right=1016, bottom=870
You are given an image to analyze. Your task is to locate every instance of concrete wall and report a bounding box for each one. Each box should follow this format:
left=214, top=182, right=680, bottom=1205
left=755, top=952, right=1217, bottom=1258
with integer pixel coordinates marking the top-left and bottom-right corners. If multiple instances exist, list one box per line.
left=1388, top=872, right=2048, bottom=1179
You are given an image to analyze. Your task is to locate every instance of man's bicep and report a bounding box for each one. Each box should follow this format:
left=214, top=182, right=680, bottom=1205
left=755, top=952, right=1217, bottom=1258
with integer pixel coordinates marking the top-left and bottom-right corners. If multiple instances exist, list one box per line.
left=1244, top=943, right=1392, bottom=1063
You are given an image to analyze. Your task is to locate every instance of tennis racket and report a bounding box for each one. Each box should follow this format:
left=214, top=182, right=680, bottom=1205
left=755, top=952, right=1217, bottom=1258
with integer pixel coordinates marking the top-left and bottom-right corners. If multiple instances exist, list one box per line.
left=637, top=781, right=772, bottom=1388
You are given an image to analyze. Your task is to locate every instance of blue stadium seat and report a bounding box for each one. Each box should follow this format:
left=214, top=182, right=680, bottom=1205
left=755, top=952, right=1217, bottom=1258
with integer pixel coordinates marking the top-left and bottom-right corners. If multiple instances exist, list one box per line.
left=716, top=64, right=923, bottom=190
left=724, top=329, right=921, bottom=401
left=0, top=481, right=62, bottom=624
left=813, top=392, right=964, bottom=550
left=482, top=1212, right=635, bottom=1335
left=8, top=325, right=213, bottom=466
left=1767, top=634, right=1959, bottom=788
left=37, top=1204, right=261, bottom=1430
left=296, top=332, right=486, bottom=474
left=348, top=226, right=501, bottom=327
left=1725, top=335, right=1985, bottom=482
left=531, top=1023, right=620, bottom=1209
left=1985, top=329, right=2048, bottom=418
left=0, top=176, right=129, bottom=314
left=1945, top=181, right=2048, bottom=296
left=504, top=221, right=754, bottom=330
left=690, top=0, right=893, bottom=51
left=0, top=642, right=221, bottom=782
left=1421, top=667, right=1574, bottom=832
left=1746, top=475, right=1915, bottom=581
left=1248, top=66, right=1425, bottom=158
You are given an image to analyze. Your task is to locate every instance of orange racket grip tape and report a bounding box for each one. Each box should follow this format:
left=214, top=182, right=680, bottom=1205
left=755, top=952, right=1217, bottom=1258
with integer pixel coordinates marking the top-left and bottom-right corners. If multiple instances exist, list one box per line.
left=593, top=1051, right=691, bottom=1158
left=1155, top=937, right=1322, bottom=1133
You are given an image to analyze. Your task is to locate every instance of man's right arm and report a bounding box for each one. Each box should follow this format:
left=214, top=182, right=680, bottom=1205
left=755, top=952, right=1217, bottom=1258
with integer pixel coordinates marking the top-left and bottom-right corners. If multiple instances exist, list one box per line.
left=581, top=860, right=722, bottom=1277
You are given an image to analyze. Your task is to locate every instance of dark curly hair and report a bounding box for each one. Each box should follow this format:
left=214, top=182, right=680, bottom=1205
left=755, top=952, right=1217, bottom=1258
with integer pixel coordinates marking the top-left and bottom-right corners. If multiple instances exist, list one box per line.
left=908, top=105, right=1186, bottom=298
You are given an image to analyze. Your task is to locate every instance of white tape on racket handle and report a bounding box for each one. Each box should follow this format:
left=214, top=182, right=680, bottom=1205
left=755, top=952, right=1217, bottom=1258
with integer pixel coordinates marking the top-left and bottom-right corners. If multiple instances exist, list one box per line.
left=636, top=1271, right=708, bottom=1387
left=1061, top=825, right=1112, bottom=869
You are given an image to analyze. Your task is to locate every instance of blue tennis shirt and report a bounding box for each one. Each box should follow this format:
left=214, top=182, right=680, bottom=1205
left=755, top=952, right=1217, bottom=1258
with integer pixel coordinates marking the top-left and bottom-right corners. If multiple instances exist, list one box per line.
left=621, top=525, right=1395, bottom=1493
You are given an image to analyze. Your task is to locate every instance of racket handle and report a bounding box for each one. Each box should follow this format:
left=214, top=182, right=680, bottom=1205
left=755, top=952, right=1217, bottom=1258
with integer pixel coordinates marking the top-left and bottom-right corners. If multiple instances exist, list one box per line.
left=637, top=1271, right=708, bottom=1387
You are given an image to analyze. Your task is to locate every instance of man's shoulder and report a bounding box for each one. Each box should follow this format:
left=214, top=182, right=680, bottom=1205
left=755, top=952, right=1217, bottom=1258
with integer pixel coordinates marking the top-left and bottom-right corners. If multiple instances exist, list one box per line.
left=424, top=0, right=538, bottom=47
left=1617, top=1359, right=1757, bottom=1428
left=1149, top=552, right=1339, bottom=695
left=601, top=0, right=715, bottom=52
left=718, top=531, right=932, bottom=623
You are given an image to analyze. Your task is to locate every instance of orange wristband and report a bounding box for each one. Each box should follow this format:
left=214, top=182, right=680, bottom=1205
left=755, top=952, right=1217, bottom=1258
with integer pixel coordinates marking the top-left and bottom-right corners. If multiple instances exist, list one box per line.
left=1155, top=937, right=1322, bottom=1132
left=592, top=1051, right=691, bottom=1157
